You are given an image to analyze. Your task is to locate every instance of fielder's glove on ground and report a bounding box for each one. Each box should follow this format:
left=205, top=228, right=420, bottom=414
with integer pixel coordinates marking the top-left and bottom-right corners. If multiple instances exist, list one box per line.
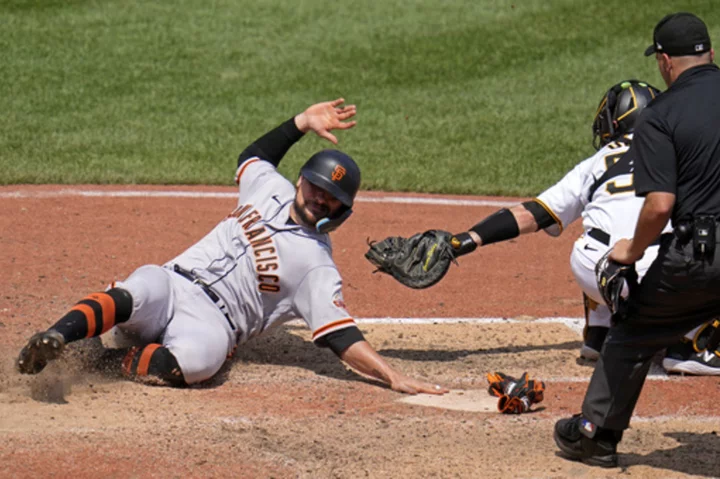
left=486, top=371, right=545, bottom=414
left=365, top=230, right=457, bottom=289
left=595, top=249, right=638, bottom=316
left=486, top=371, right=517, bottom=398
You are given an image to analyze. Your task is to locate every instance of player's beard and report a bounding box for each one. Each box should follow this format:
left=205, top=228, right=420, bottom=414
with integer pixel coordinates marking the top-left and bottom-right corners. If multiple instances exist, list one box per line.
left=292, top=199, right=328, bottom=228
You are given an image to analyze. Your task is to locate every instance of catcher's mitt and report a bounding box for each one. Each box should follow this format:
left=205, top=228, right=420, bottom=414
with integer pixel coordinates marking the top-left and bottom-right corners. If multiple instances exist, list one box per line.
left=595, top=249, right=638, bottom=316
left=365, top=230, right=456, bottom=289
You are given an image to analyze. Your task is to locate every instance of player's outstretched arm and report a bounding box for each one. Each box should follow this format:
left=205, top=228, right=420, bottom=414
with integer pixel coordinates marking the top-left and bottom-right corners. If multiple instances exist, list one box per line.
left=339, top=341, right=448, bottom=395
left=451, top=203, right=550, bottom=257
left=294, top=98, right=357, bottom=145
left=237, top=98, right=357, bottom=168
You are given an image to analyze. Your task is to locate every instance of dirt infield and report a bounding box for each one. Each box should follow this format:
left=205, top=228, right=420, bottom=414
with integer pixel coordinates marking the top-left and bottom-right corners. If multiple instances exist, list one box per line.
left=1, top=185, right=718, bottom=479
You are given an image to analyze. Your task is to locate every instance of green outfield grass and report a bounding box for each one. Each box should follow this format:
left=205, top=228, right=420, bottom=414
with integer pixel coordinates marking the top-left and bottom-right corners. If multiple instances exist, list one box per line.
left=1, top=0, right=718, bottom=195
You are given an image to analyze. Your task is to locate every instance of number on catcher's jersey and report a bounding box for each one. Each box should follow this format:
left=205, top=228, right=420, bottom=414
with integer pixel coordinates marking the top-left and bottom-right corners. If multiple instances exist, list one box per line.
left=603, top=150, right=634, bottom=196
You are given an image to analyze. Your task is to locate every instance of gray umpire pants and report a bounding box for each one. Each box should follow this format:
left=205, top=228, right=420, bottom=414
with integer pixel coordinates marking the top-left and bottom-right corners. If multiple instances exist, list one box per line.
left=582, top=232, right=720, bottom=431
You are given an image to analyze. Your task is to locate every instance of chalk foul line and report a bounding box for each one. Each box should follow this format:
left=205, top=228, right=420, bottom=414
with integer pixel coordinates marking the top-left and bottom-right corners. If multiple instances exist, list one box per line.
left=0, top=188, right=518, bottom=207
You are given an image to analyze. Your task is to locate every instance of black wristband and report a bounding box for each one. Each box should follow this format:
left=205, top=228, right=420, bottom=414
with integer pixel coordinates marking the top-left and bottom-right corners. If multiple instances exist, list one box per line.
left=450, top=232, right=477, bottom=257
left=469, top=208, right=520, bottom=246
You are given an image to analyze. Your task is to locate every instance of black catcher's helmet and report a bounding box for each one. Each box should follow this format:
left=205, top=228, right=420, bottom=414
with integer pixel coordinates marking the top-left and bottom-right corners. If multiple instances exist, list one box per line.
left=592, top=80, right=661, bottom=150
left=299, top=149, right=361, bottom=233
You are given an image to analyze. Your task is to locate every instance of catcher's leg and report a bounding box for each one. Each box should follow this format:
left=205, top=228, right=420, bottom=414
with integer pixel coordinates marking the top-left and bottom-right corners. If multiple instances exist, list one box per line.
left=703, top=318, right=720, bottom=351
left=16, top=288, right=133, bottom=375
left=663, top=319, right=720, bottom=375
left=570, top=239, right=609, bottom=361
left=581, top=294, right=610, bottom=361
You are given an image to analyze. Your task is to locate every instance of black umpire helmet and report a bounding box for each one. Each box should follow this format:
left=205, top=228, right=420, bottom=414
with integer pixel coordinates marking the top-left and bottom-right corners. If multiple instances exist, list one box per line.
left=592, top=79, right=661, bottom=150
left=299, top=149, right=361, bottom=233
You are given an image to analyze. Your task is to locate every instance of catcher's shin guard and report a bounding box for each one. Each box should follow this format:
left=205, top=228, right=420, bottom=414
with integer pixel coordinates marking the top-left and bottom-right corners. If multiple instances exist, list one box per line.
left=580, top=294, right=608, bottom=361
left=49, top=288, right=133, bottom=343
left=701, top=319, right=720, bottom=352
left=689, top=319, right=720, bottom=352
left=122, top=344, right=186, bottom=386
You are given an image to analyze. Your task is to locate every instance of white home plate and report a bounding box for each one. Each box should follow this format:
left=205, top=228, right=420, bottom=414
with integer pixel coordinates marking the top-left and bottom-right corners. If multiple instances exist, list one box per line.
left=398, top=389, right=498, bottom=412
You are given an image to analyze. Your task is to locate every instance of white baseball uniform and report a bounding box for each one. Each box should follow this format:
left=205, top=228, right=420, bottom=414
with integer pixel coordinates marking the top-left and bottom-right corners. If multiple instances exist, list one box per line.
left=106, top=157, right=355, bottom=384
left=535, top=135, right=672, bottom=329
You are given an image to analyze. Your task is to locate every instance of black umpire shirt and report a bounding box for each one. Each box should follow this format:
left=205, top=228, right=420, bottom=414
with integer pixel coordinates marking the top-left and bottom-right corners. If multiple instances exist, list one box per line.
left=632, top=63, right=720, bottom=225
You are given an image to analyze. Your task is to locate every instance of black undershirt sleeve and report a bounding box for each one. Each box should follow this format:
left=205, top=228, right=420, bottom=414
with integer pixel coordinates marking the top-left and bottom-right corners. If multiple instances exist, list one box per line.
left=314, top=326, right=365, bottom=357
left=237, top=116, right=305, bottom=168
left=522, top=200, right=557, bottom=229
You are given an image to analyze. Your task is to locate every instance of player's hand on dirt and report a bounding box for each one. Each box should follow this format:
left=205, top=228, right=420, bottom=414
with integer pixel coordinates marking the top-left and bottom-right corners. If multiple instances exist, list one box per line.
left=390, top=374, right=449, bottom=395
left=295, top=98, right=357, bottom=144
left=609, top=238, right=644, bottom=264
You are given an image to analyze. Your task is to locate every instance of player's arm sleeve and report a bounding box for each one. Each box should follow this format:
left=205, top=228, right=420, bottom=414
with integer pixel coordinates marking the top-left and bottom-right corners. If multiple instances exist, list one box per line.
left=534, top=156, right=594, bottom=236
left=292, top=266, right=361, bottom=353
left=632, top=110, right=676, bottom=196
left=520, top=201, right=557, bottom=230
left=315, top=326, right=366, bottom=357
left=237, top=116, right=306, bottom=168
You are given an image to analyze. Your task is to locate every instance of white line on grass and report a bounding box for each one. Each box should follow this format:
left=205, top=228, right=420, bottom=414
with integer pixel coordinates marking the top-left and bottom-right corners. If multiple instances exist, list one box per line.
left=0, top=188, right=518, bottom=207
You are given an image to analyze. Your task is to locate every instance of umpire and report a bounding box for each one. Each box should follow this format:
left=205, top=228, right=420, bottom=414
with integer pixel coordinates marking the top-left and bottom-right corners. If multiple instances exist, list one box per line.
left=554, top=12, right=720, bottom=468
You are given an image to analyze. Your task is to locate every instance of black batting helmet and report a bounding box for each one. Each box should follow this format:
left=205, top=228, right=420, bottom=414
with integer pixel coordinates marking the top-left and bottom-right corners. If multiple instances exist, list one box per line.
left=299, top=149, right=361, bottom=233
left=592, top=80, right=661, bottom=150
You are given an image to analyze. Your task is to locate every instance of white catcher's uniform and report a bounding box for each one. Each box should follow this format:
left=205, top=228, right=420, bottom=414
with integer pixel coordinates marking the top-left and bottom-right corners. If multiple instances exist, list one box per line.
left=535, top=135, right=671, bottom=329
left=106, top=157, right=355, bottom=383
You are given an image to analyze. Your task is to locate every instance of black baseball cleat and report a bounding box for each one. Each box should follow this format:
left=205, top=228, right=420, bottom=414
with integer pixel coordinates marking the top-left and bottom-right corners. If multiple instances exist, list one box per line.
left=16, top=330, right=66, bottom=375
left=554, top=414, right=620, bottom=468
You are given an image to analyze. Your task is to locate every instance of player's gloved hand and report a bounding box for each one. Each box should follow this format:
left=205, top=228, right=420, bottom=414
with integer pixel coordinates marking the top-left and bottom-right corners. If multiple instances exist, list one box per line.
left=365, top=230, right=457, bottom=289
left=596, top=248, right=638, bottom=316
left=487, top=371, right=545, bottom=414
left=449, top=232, right=477, bottom=257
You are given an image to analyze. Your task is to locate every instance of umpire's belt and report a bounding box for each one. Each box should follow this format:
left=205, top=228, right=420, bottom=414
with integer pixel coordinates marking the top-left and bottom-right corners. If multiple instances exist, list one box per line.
left=587, top=228, right=660, bottom=247
left=172, top=264, right=236, bottom=331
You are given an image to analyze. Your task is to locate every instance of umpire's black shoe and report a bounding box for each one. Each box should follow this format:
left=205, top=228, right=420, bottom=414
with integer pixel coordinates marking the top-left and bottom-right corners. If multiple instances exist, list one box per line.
left=554, top=414, right=621, bottom=468
left=16, top=330, right=66, bottom=375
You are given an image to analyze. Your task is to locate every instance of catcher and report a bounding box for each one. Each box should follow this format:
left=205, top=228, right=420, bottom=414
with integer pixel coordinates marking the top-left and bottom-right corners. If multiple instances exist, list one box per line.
left=367, top=79, right=720, bottom=370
